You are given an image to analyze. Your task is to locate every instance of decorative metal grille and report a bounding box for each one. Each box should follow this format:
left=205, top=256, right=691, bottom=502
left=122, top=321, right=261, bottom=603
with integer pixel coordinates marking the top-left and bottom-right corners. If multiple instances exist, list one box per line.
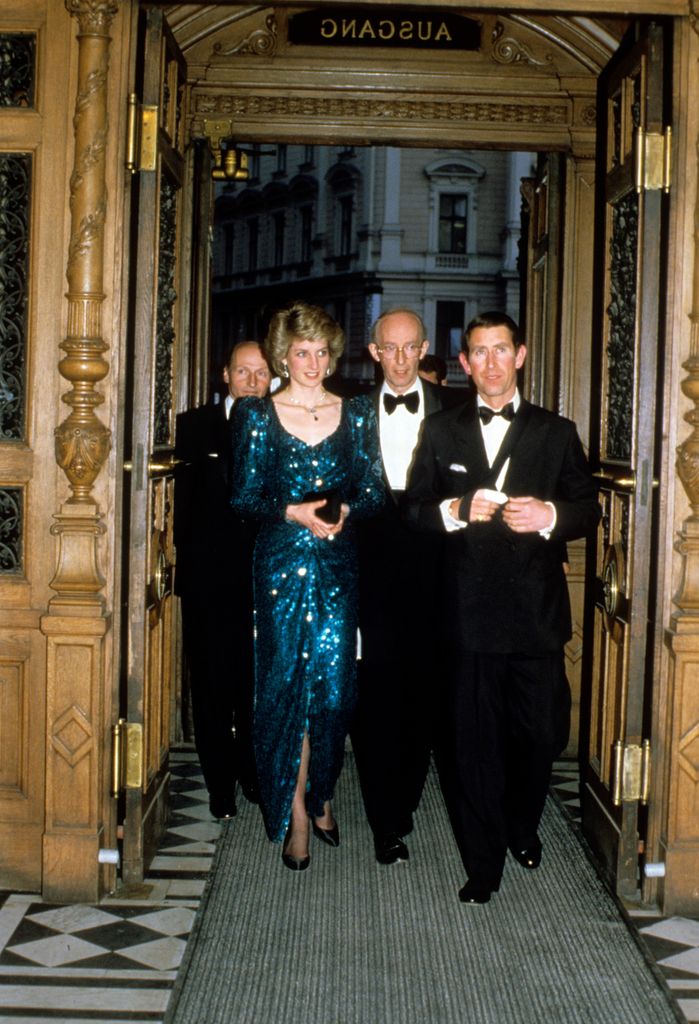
left=0, top=153, right=31, bottom=441
left=154, top=174, right=177, bottom=447
left=0, top=487, right=23, bottom=574
left=0, top=34, right=35, bottom=107
left=605, top=190, right=638, bottom=462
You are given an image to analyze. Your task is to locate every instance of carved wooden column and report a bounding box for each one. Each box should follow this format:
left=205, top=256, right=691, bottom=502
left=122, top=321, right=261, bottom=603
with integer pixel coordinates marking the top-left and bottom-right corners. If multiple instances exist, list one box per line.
left=664, top=11, right=699, bottom=916
left=40, top=0, right=120, bottom=902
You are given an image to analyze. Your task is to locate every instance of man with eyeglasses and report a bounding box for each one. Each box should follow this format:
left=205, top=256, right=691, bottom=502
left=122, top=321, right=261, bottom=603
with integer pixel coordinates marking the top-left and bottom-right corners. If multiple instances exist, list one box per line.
left=405, top=312, right=600, bottom=904
left=352, top=307, right=459, bottom=866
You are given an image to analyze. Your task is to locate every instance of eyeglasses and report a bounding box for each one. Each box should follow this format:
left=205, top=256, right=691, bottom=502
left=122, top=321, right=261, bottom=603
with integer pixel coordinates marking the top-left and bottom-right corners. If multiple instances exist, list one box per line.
left=375, top=342, right=423, bottom=358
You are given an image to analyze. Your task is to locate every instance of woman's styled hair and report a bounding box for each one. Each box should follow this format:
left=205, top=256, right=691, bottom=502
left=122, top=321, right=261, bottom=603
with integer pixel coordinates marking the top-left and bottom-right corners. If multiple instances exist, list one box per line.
left=264, top=301, right=345, bottom=376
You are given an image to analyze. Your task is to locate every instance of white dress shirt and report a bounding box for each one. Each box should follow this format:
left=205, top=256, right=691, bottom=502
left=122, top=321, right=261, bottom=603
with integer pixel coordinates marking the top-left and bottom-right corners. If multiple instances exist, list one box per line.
left=378, top=378, right=425, bottom=491
left=440, top=391, right=555, bottom=536
left=224, top=394, right=234, bottom=419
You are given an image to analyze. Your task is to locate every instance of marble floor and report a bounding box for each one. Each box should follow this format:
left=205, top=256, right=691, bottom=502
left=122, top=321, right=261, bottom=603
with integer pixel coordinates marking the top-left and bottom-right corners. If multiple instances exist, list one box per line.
left=0, top=752, right=697, bottom=1023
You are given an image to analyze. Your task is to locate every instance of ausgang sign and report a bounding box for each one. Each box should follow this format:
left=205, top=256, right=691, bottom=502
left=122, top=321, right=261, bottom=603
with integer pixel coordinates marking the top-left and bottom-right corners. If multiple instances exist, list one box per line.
left=288, top=9, right=481, bottom=50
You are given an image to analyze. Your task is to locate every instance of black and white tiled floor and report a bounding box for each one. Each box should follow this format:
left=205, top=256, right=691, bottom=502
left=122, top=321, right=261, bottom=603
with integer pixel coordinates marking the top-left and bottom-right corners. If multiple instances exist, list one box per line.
left=550, top=761, right=699, bottom=1024
left=0, top=754, right=697, bottom=1022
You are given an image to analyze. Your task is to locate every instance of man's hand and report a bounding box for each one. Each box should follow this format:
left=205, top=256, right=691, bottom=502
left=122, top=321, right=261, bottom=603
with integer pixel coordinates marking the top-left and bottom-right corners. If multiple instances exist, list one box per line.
left=502, top=496, right=554, bottom=533
left=468, top=488, right=506, bottom=524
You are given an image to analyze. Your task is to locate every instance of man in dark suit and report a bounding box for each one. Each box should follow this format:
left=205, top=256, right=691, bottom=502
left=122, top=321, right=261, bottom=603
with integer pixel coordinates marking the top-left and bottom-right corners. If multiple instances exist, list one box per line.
left=405, top=311, right=600, bottom=903
left=353, top=307, right=459, bottom=865
left=174, top=341, right=271, bottom=819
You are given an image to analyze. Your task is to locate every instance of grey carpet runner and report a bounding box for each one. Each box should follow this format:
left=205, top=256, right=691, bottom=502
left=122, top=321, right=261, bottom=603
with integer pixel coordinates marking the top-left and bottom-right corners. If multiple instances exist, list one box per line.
left=166, top=754, right=678, bottom=1024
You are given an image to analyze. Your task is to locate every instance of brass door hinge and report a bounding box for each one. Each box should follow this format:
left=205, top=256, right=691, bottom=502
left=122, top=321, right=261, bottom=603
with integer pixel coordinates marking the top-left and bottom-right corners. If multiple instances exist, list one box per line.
left=635, top=127, right=671, bottom=193
left=126, top=93, right=158, bottom=174
left=612, top=738, right=651, bottom=806
left=112, top=718, right=144, bottom=796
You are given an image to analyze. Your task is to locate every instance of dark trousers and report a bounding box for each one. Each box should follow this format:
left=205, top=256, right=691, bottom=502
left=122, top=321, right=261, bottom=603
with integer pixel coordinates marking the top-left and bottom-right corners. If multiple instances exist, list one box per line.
left=440, top=649, right=570, bottom=888
left=353, top=503, right=443, bottom=839
left=352, top=653, right=436, bottom=838
left=180, top=592, right=256, bottom=802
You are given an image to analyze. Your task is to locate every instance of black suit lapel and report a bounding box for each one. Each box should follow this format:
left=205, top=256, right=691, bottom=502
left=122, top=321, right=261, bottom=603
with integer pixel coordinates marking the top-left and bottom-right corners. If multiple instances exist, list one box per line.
left=422, top=380, right=442, bottom=416
left=497, top=400, right=535, bottom=491
left=211, top=400, right=233, bottom=486
left=453, top=401, right=490, bottom=482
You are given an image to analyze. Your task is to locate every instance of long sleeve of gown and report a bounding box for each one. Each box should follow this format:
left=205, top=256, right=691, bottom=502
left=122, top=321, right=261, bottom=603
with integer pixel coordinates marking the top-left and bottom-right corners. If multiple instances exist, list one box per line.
left=346, top=396, right=385, bottom=520
left=230, top=398, right=287, bottom=523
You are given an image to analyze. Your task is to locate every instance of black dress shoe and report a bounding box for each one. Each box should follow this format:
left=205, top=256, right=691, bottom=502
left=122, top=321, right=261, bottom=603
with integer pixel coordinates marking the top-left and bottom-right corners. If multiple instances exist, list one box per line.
left=374, top=834, right=409, bottom=865
left=510, top=836, right=542, bottom=869
left=458, top=880, right=493, bottom=904
left=281, top=851, right=311, bottom=871
left=312, top=819, right=340, bottom=847
left=209, top=797, right=237, bottom=820
left=281, top=825, right=310, bottom=871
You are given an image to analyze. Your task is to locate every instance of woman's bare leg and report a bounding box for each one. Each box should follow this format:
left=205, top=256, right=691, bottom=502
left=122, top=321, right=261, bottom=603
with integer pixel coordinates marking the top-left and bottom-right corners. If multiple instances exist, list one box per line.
left=284, top=733, right=311, bottom=860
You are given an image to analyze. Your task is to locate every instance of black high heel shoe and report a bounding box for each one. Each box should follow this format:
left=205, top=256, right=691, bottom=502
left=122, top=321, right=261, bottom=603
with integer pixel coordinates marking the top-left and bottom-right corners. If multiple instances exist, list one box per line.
left=281, top=824, right=310, bottom=871
left=312, top=819, right=340, bottom=848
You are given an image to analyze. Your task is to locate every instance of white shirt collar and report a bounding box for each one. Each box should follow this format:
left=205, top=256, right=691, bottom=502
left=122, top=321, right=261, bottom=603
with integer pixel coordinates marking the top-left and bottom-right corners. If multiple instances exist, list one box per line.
left=476, top=388, right=520, bottom=413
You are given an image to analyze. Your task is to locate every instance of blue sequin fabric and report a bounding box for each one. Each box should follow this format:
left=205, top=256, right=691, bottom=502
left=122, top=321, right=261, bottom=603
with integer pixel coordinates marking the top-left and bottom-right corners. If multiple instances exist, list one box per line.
left=230, top=395, right=384, bottom=841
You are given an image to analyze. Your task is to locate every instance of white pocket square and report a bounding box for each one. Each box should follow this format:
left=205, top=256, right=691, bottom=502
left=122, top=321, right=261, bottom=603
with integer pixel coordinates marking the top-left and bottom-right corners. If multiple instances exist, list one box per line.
left=449, top=463, right=468, bottom=473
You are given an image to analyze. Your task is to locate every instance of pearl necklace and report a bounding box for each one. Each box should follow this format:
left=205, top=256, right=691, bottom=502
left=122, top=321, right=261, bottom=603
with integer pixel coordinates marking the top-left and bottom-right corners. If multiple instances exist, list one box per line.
left=285, top=389, right=328, bottom=421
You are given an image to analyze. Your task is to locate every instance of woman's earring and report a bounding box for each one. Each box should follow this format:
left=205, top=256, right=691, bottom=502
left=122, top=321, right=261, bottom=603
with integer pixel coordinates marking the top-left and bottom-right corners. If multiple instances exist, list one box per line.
left=325, top=367, right=331, bottom=377
left=282, top=363, right=289, bottom=378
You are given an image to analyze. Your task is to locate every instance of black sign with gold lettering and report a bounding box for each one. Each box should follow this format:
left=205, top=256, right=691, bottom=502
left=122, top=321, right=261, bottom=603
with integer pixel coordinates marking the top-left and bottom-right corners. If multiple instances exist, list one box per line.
left=288, top=8, right=481, bottom=50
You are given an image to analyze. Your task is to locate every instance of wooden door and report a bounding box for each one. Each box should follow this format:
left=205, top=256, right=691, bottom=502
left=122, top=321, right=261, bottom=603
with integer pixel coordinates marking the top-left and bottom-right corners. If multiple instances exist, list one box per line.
left=120, top=6, right=188, bottom=883
left=520, top=152, right=563, bottom=414
left=580, top=20, right=670, bottom=897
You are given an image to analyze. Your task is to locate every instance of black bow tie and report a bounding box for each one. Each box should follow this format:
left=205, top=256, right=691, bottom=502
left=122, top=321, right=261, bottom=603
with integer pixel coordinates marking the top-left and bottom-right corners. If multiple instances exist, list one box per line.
left=384, top=391, right=420, bottom=415
left=478, top=402, right=515, bottom=425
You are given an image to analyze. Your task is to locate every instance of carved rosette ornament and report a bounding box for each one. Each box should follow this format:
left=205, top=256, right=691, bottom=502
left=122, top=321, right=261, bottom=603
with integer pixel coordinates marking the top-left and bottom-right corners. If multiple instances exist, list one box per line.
left=56, top=0, right=118, bottom=505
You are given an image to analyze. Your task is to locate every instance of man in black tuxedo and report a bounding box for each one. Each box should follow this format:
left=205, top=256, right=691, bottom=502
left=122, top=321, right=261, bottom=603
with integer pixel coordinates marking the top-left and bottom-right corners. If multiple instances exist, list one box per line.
left=174, top=341, right=271, bottom=819
left=405, top=312, right=600, bottom=903
left=353, top=307, right=459, bottom=865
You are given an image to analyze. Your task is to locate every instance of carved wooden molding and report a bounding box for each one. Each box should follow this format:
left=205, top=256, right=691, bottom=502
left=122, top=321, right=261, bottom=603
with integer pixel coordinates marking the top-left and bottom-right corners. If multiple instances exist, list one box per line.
left=56, top=0, right=117, bottom=506
left=491, top=20, right=553, bottom=66
left=674, top=123, right=699, bottom=610
left=193, top=92, right=568, bottom=130
left=212, top=13, right=278, bottom=57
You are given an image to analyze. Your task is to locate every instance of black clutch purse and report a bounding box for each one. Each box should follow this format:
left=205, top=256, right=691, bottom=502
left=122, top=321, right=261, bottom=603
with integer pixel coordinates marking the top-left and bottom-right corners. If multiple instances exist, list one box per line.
left=301, top=489, right=341, bottom=524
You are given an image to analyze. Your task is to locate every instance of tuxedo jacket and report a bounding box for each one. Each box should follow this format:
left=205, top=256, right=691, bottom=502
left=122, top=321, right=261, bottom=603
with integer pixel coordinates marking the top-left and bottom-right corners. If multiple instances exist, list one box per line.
left=404, top=396, right=600, bottom=655
left=174, top=398, right=257, bottom=608
left=357, top=378, right=462, bottom=657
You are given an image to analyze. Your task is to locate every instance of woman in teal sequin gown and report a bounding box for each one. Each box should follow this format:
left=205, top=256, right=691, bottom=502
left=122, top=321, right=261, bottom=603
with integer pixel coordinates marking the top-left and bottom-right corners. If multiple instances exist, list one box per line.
left=231, top=302, right=384, bottom=869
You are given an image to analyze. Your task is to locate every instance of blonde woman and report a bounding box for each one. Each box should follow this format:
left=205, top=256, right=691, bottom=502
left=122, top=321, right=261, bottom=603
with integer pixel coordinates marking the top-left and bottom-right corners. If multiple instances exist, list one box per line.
left=231, top=301, right=384, bottom=870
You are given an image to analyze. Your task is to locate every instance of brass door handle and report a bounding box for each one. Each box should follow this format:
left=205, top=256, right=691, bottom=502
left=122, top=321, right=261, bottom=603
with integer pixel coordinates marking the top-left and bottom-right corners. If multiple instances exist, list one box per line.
left=123, top=453, right=183, bottom=474
left=594, top=471, right=636, bottom=489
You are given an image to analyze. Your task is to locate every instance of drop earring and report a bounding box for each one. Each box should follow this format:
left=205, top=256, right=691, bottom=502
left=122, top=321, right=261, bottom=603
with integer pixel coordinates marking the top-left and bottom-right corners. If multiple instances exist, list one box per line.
left=282, top=363, right=289, bottom=378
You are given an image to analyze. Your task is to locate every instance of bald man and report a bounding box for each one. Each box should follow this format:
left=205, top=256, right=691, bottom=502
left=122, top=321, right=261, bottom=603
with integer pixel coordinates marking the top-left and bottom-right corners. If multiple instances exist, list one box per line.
left=174, top=342, right=271, bottom=819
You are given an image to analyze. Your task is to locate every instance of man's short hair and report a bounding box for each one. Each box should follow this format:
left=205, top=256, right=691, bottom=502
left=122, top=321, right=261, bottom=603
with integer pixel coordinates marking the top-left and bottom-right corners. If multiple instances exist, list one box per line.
left=462, top=312, right=522, bottom=353
left=370, top=307, right=427, bottom=347
left=419, top=353, right=447, bottom=382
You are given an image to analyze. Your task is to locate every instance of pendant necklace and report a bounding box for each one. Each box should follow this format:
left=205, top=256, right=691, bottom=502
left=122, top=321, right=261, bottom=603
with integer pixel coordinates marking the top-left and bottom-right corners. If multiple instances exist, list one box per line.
left=286, top=389, right=327, bottom=422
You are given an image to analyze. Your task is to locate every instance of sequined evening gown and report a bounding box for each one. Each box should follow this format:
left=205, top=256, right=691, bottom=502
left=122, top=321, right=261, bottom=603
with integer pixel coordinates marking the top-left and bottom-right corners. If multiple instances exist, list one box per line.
left=230, top=395, right=384, bottom=842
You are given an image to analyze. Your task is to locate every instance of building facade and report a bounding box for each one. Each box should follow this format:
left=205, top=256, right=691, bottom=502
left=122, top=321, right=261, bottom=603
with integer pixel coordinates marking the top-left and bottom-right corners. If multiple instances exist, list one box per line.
left=212, top=144, right=533, bottom=383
